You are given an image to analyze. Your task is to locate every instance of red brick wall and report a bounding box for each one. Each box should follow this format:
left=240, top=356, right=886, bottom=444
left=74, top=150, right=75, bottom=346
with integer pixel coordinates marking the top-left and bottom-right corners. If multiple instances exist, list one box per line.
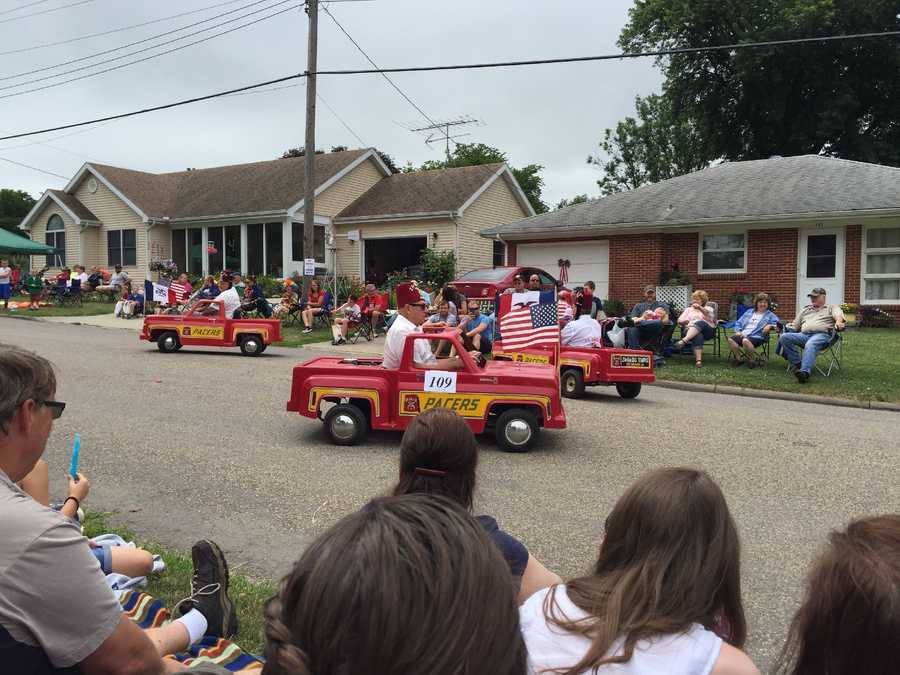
left=845, top=224, right=861, bottom=305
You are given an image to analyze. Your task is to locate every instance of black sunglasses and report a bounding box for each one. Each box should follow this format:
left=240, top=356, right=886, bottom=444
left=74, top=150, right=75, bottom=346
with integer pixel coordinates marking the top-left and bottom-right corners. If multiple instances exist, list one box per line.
left=41, top=400, right=66, bottom=419
left=410, top=302, right=427, bottom=309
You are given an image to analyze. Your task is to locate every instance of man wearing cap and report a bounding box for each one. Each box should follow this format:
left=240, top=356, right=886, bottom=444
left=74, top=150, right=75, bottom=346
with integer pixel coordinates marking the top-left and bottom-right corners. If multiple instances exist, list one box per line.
left=95, top=265, right=129, bottom=295
left=776, top=287, right=845, bottom=383
left=383, top=282, right=471, bottom=370
left=624, top=286, right=671, bottom=350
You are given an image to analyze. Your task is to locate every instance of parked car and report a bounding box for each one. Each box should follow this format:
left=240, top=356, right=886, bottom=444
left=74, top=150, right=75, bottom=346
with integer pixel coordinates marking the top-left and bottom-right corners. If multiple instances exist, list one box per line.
left=450, top=266, right=557, bottom=312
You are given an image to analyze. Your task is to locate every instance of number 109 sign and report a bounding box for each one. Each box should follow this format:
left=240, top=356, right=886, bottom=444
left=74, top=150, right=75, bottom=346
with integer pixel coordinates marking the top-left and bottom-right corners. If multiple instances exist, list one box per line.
left=424, top=371, right=457, bottom=393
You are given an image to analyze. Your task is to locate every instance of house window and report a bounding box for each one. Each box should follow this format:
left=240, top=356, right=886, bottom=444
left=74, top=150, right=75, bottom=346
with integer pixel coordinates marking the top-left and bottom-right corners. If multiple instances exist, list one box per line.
left=492, top=240, right=506, bottom=267
left=699, top=232, right=746, bottom=273
left=291, top=224, right=326, bottom=263
left=107, top=229, right=136, bottom=267
left=45, top=214, right=65, bottom=267
left=862, top=225, right=900, bottom=303
left=188, top=229, right=203, bottom=274
left=265, top=222, right=283, bottom=277
left=172, top=229, right=187, bottom=274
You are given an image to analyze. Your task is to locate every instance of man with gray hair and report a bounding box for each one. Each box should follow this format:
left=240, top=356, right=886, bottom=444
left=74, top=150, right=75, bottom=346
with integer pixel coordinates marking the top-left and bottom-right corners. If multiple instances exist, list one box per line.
left=0, top=345, right=237, bottom=674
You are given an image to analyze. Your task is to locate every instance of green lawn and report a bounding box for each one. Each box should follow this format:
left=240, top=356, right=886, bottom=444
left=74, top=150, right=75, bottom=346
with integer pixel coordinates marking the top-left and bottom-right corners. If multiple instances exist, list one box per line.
left=84, top=511, right=273, bottom=655
left=657, top=327, right=900, bottom=402
left=1, top=300, right=113, bottom=317
left=279, top=322, right=334, bottom=347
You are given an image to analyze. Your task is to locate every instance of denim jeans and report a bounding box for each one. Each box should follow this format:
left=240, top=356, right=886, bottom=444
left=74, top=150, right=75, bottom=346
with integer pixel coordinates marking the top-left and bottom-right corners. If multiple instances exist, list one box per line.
left=777, top=331, right=832, bottom=374
left=684, top=320, right=715, bottom=349
left=626, top=320, right=663, bottom=349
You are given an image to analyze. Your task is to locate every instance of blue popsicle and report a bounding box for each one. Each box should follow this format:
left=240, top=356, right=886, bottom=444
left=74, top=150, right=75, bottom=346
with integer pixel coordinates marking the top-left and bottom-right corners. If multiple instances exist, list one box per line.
left=69, top=433, right=81, bottom=480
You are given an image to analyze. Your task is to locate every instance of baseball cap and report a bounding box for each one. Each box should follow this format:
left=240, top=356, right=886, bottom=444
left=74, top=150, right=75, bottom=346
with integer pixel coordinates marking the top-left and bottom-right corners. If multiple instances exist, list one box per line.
left=807, top=287, right=827, bottom=297
left=644, top=285, right=655, bottom=294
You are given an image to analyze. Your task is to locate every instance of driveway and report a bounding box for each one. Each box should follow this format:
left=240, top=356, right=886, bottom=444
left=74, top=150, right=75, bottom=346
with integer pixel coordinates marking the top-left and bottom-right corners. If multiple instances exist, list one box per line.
left=1, top=317, right=897, bottom=669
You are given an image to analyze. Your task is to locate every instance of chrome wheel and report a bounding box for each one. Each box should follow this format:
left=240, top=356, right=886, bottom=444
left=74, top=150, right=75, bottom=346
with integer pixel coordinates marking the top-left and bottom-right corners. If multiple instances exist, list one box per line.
left=330, top=413, right=359, bottom=441
left=504, top=418, right=532, bottom=446
left=162, top=336, right=177, bottom=350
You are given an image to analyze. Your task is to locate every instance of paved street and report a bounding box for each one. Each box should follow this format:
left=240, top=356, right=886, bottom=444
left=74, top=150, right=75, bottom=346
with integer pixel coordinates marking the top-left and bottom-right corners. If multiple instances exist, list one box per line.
left=2, top=316, right=898, bottom=668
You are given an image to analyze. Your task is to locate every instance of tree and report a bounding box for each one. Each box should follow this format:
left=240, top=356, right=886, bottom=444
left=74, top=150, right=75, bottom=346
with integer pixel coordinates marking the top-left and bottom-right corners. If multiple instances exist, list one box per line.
left=281, top=146, right=399, bottom=174
left=596, top=0, right=900, bottom=190
left=590, top=94, right=711, bottom=195
left=414, top=143, right=548, bottom=213
left=555, top=194, right=590, bottom=210
left=0, top=188, right=36, bottom=233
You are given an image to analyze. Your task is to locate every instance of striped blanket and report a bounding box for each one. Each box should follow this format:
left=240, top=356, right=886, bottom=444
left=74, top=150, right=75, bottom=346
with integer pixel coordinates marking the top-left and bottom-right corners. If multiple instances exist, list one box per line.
left=119, top=590, right=263, bottom=671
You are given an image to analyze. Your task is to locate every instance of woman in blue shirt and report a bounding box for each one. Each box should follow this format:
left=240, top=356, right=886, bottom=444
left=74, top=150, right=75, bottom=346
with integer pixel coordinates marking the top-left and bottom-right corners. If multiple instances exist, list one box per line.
left=726, top=292, right=779, bottom=368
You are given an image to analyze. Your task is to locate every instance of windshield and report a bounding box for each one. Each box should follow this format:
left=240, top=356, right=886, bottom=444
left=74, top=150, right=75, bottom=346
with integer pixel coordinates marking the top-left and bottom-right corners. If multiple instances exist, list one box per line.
left=457, top=268, right=511, bottom=282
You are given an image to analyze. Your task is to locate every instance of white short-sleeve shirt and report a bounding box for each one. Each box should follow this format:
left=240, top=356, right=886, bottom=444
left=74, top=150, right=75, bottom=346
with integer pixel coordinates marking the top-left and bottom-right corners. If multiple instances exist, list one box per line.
left=383, top=313, right=436, bottom=369
left=561, top=315, right=602, bottom=348
left=215, top=286, right=241, bottom=319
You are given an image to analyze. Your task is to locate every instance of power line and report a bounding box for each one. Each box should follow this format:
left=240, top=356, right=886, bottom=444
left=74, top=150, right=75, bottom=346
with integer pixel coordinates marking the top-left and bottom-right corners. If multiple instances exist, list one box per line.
left=0, top=0, right=294, bottom=91
left=0, top=0, right=92, bottom=25
left=0, top=0, right=249, bottom=57
left=0, top=3, right=301, bottom=100
left=321, top=3, right=439, bottom=130
left=0, top=155, right=69, bottom=179
left=317, top=90, right=366, bottom=146
left=3, top=29, right=900, bottom=140
left=0, top=0, right=276, bottom=82
left=0, top=0, right=53, bottom=17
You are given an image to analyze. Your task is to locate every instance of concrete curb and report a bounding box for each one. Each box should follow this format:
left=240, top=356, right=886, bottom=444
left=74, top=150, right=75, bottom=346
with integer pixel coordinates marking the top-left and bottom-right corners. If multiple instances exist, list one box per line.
left=650, top=379, right=900, bottom=412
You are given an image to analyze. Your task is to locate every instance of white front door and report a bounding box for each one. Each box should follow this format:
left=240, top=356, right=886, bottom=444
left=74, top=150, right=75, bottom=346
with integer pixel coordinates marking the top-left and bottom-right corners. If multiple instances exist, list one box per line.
left=797, top=227, right=844, bottom=310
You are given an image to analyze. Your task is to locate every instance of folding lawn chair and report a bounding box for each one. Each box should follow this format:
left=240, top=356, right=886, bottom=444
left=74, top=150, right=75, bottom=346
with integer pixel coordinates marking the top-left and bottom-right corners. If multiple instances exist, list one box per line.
left=60, top=278, right=83, bottom=306
left=282, top=303, right=303, bottom=328
left=347, top=297, right=374, bottom=344
left=780, top=329, right=844, bottom=377
left=314, top=291, right=333, bottom=329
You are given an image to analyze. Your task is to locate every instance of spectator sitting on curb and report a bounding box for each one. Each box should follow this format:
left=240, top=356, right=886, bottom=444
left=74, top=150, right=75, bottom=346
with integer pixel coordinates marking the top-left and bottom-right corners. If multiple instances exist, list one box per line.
left=776, top=287, right=845, bottom=383
left=0, top=344, right=240, bottom=675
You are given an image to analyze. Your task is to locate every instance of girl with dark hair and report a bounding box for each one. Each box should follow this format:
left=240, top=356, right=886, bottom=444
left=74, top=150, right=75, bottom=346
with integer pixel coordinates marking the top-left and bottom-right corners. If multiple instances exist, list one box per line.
left=391, top=407, right=560, bottom=604
left=520, top=467, right=758, bottom=675
left=778, top=514, right=900, bottom=675
left=262, top=494, right=526, bottom=675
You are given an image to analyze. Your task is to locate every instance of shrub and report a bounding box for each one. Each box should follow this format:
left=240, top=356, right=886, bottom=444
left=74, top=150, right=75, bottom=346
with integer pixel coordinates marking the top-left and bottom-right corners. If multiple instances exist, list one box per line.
left=334, top=275, right=364, bottom=303
left=421, top=248, right=456, bottom=290
left=603, top=298, right=626, bottom=316
left=859, top=305, right=894, bottom=328
left=255, top=275, right=283, bottom=297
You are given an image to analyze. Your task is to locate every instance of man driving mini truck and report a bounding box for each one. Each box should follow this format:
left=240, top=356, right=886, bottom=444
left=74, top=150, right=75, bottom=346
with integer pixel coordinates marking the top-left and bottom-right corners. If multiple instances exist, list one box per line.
left=383, top=282, right=479, bottom=370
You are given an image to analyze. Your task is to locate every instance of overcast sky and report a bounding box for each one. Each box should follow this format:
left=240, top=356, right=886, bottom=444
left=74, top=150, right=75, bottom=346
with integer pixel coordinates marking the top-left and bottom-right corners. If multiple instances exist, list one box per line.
left=0, top=0, right=662, bottom=208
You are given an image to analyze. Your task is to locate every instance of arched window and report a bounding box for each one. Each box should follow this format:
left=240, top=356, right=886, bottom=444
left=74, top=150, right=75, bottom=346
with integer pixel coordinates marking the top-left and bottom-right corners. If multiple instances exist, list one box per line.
left=45, top=214, right=65, bottom=267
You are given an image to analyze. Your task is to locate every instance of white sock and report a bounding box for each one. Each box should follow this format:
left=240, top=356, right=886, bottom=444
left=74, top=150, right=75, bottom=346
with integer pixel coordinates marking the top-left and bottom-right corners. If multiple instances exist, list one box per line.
left=151, top=556, right=166, bottom=573
left=174, top=608, right=208, bottom=645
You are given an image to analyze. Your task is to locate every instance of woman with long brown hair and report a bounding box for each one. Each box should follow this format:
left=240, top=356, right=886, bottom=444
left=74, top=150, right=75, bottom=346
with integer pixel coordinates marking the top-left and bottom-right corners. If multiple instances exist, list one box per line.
left=262, top=494, right=525, bottom=675
left=391, top=407, right=560, bottom=604
left=778, top=514, right=900, bottom=675
left=520, top=467, right=759, bottom=675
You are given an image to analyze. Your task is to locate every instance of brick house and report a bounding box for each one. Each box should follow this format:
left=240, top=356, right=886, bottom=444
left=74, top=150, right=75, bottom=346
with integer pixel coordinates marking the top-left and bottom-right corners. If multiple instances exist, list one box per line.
left=18, top=148, right=532, bottom=284
left=482, top=155, right=900, bottom=320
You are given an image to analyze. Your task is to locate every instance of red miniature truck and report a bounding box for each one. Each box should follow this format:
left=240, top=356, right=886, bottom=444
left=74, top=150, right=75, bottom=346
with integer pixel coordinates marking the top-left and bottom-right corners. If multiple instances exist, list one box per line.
left=493, top=343, right=655, bottom=399
left=286, top=330, right=566, bottom=452
left=140, top=299, right=282, bottom=356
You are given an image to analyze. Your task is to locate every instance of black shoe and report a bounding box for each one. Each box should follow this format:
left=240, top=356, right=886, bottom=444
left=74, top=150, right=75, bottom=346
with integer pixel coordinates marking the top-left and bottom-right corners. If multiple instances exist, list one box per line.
left=795, top=369, right=809, bottom=384
left=788, top=363, right=799, bottom=375
left=176, top=540, right=238, bottom=639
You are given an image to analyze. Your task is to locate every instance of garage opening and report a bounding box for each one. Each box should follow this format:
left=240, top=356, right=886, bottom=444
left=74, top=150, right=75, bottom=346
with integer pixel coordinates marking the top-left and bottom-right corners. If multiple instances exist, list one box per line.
left=364, top=236, right=427, bottom=285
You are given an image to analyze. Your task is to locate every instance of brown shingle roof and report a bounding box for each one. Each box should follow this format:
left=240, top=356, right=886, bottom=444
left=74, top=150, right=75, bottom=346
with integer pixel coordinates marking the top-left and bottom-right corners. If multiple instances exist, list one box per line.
left=47, top=189, right=99, bottom=222
left=336, top=163, right=504, bottom=219
left=89, top=149, right=371, bottom=219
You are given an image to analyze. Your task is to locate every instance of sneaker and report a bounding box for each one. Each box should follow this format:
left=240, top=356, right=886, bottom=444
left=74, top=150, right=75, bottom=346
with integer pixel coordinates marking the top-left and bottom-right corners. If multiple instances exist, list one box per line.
left=176, top=540, right=237, bottom=639
left=795, top=370, right=809, bottom=384
left=302, top=328, right=312, bottom=334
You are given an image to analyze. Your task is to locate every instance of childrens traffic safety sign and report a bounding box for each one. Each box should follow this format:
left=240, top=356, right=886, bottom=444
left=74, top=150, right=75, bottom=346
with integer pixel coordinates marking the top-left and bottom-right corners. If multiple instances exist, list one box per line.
left=424, top=370, right=457, bottom=393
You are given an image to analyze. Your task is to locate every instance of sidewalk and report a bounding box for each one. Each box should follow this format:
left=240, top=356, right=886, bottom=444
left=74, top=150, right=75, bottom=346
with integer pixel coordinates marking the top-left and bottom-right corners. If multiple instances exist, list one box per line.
left=40, top=314, right=143, bottom=331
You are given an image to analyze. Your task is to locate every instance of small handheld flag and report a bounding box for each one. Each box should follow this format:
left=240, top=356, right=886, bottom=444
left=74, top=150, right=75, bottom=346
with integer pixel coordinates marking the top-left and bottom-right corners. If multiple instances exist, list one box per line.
left=69, top=433, right=81, bottom=480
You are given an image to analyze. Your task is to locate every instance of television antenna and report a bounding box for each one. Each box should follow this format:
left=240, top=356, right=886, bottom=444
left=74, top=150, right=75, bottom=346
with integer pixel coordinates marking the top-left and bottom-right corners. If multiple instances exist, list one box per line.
left=406, top=115, right=484, bottom=160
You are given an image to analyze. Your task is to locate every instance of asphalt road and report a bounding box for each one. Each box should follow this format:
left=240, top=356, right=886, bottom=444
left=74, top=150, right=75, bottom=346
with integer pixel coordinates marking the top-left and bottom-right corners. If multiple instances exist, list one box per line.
left=2, top=317, right=898, bottom=669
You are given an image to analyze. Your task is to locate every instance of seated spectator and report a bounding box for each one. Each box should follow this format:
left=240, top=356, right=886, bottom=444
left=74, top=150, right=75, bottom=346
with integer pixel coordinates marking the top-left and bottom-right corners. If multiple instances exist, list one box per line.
left=441, top=284, right=463, bottom=323
left=113, top=282, right=133, bottom=318
left=504, top=274, right=526, bottom=295
left=777, top=514, right=900, bottom=675
left=360, top=283, right=389, bottom=336
left=273, top=290, right=299, bottom=319
left=0, top=258, right=10, bottom=310
left=175, top=272, right=193, bottom=299
left=776, top=287, right=845, bottom=383
left=23, top=269, right=45, bottom=311
left=673, top=289, right=716, bottom=368
left=197, top=274, right=220, bottom=299
left=127, top=285, right=144, bottom=318
left=240, top=276, right=272, bottom=318
left=231, top=273, right=245, bottom=299
left=389, top=408, right=560, bottom=604
left=427, top=300, right=458, bottom=357
left=0, top=345, right=240, bottom=674
left=561, top=313, right=603, bottom=348
left=299, top=279, right=325, bottom=332
left=95, top=264, right=128, bottom=295
left=86, top=267, right=104, bottom=291
left=520, top=467, right=759, bottom=675
left=56, top=267, right=71, bottom=284
left=625, top=285, right=672, bottom=351
left=727, top=292, right=779, bottom=368
left=70, top=265, right=88, bottom=288
left=331, top=292, right=362, bottom=345
left=264, top=493, right=525, bottom=675
left=458, top=300, right=494, bottom=354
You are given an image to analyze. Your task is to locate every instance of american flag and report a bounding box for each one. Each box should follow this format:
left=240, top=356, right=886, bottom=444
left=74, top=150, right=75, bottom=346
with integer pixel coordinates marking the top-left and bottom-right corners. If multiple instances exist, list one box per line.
left=498, top=302, right=560, bottom=350
left=168, top=281, right=188, bottom=305
left=557, top=300, right=573, bottom=323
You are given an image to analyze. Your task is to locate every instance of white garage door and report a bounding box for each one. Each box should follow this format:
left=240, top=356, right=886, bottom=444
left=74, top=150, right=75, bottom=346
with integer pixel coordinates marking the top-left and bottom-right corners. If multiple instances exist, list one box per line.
left=517, top=241, right=609, bottom=299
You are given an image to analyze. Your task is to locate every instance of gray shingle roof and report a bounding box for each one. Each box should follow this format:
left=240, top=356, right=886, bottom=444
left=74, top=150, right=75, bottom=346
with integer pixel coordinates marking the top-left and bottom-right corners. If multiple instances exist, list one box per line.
left=89, top=149, right=371, bottom=219
left=47, top=189, right=99, bottom=222
left=483, top=155, right=900, bottom=237
left=336, top=163, right=504, bottom=219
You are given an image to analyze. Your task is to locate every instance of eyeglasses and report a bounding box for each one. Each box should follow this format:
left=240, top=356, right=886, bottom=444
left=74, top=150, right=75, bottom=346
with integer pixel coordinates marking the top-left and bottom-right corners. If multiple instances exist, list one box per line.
left=41, top=400, right=66, bottom=419
left=410, top=302, right=427, bottom=309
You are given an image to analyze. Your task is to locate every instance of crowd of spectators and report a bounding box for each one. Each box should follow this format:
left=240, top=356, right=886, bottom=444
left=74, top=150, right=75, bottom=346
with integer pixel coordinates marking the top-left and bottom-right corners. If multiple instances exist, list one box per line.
left=2, top=345, right=896, bottom=675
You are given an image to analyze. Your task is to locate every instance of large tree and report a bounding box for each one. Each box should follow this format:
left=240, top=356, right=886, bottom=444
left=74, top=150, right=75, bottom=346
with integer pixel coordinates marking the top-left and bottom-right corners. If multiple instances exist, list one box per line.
left=0, top=188, right=35, bottom=233
left=415, top=143, right=548, bottom=214
left=596, top=0, right=900, bottom=190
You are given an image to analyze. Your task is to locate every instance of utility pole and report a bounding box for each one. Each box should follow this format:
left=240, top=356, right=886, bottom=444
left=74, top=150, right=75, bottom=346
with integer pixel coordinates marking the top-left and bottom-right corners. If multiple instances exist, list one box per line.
left=302, top=0, right=318, bottom=299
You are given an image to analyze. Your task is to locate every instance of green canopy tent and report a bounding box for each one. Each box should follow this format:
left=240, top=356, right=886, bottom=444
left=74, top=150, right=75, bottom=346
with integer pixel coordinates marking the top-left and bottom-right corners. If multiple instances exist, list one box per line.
left=0, top=228, right=56, bottom=255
